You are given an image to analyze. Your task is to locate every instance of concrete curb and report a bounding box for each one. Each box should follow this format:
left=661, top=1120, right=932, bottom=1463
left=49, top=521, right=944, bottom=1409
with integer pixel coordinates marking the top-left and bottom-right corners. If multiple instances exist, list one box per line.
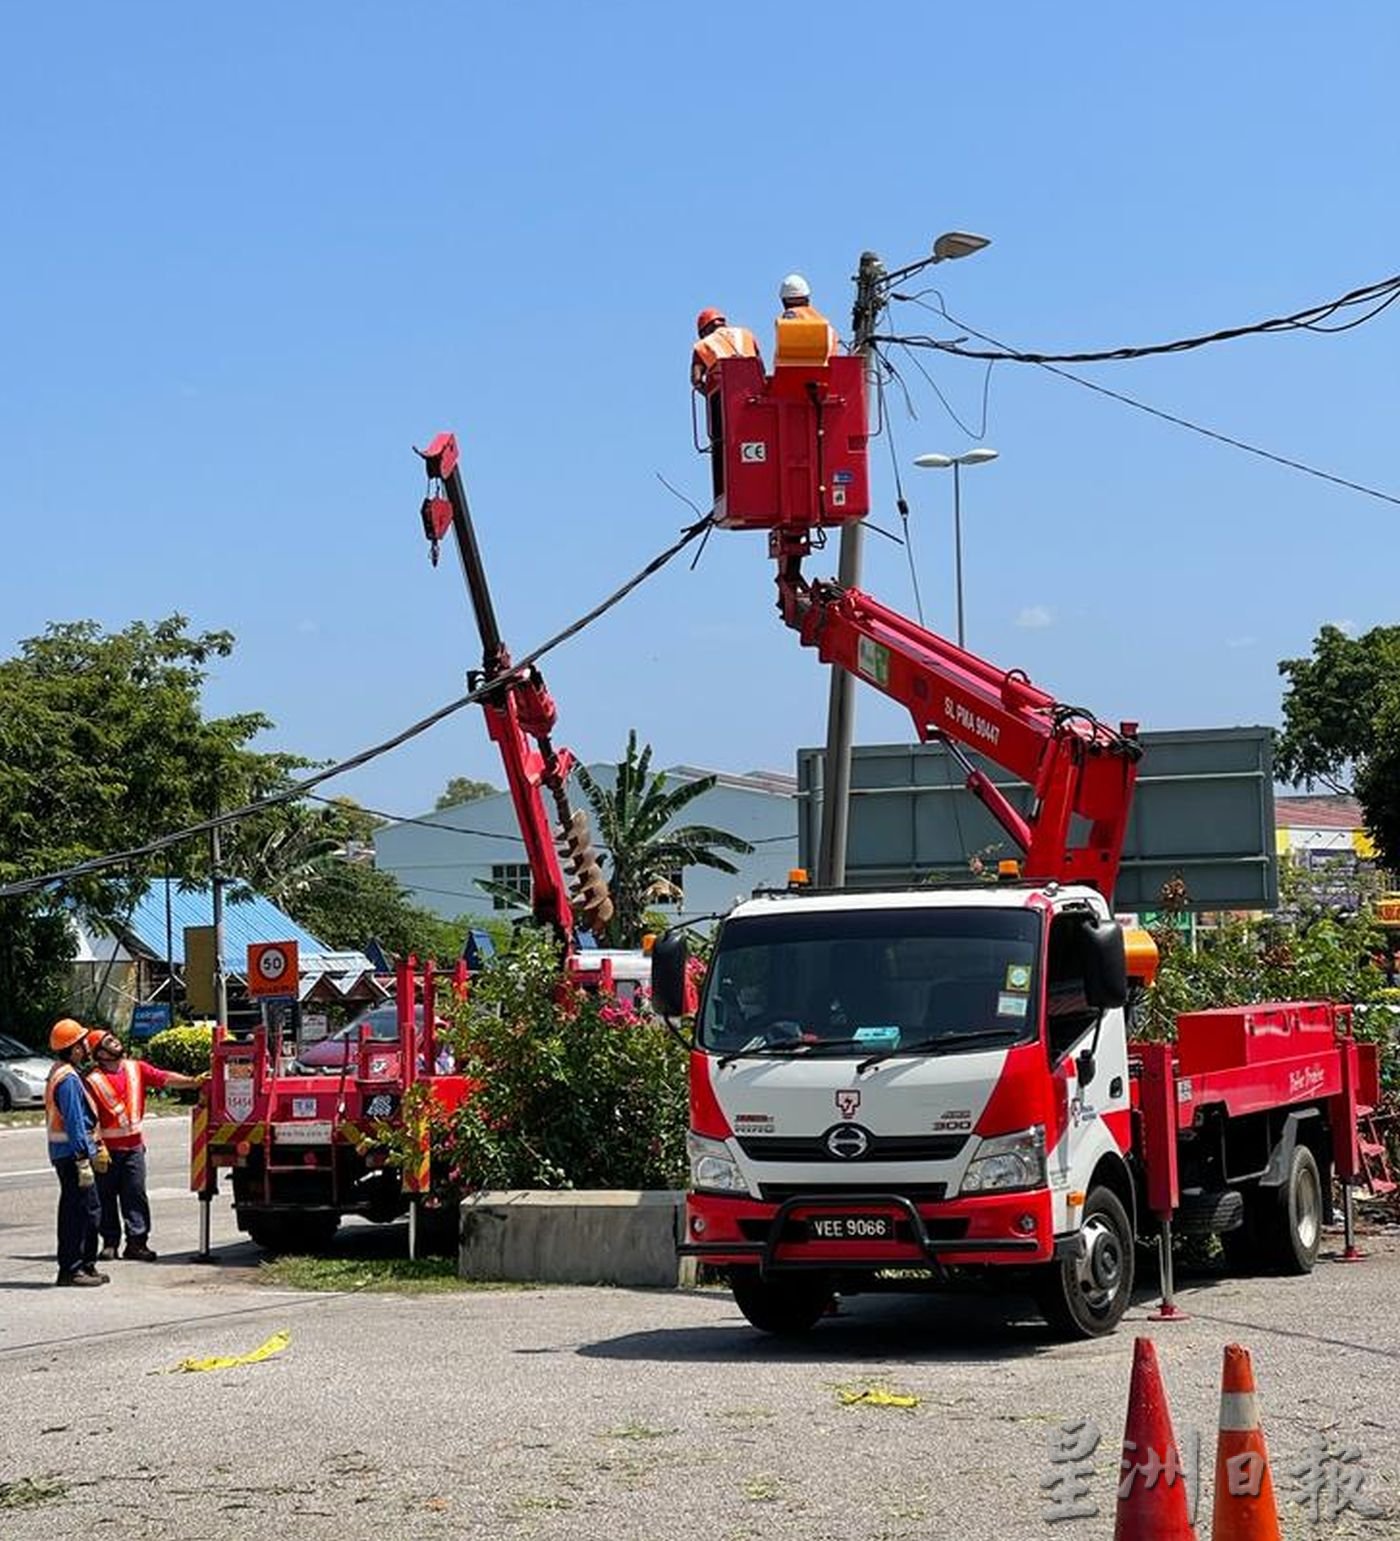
left=459, top=1190, right=690, bottom=1288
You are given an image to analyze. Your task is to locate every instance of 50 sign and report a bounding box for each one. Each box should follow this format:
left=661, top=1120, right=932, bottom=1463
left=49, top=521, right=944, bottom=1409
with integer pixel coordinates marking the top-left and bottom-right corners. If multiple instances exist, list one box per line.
left=247, top=941, right=299, bottom=998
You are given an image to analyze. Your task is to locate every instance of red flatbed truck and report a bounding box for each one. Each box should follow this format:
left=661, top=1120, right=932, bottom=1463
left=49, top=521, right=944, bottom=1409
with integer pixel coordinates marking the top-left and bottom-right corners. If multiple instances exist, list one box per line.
left=646, top=325, right=1382, bottom=1336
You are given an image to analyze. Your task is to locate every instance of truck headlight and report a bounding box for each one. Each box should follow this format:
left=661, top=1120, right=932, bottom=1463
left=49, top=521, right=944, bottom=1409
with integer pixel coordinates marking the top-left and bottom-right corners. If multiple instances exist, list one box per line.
left=687, top=1131, right=749, bottom=1195
left=958, top=1125, right=1046, bottom=1195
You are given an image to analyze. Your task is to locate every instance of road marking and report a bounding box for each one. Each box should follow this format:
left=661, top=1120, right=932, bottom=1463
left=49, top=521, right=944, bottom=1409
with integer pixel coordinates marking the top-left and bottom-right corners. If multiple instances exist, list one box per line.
left=0, top=1167, right=53, bottom=1178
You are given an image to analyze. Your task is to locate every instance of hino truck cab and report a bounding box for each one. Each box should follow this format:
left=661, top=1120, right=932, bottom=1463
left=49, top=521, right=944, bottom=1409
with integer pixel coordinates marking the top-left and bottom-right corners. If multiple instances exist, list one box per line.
left=655, top=883, right=1137, bottom=1338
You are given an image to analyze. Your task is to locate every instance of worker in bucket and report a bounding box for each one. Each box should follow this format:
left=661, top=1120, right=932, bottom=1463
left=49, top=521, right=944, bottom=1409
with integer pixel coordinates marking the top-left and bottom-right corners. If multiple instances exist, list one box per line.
left=45, top=1019, right=109, bottom=1287
left=691, top=307, right=763, bottom=499
left=84, top=1029, right=205, bottom=1262
left=774, top=272, right=840, bottom=367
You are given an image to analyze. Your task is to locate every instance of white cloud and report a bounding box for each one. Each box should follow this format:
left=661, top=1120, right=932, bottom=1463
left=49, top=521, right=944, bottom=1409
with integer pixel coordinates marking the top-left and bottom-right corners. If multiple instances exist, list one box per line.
left=1328, top=618, right=1357, bottom=637
left=296, top=618, right=320, bottom=635
left=1225, top=636, right=1257, bottom=649
left=1015, top=605, right=1053, bottom=629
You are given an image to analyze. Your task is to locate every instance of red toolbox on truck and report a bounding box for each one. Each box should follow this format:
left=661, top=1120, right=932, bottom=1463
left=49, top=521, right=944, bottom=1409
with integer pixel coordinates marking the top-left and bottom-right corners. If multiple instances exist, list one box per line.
left=1175, top=1001, right=1338, bottom=1076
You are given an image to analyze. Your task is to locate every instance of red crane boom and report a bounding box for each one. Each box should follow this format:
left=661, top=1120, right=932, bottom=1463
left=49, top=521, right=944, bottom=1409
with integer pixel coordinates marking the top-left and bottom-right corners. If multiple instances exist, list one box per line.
left=704, top=358, right=1141, bottom=894
left=417, top=431, right=611, bottom=941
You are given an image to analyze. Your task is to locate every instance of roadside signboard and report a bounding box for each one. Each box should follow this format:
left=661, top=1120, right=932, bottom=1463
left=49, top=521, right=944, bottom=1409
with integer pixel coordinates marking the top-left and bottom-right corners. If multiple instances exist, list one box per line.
left=129, top=1003, right=172, bottom=1042
left=247, top=941, right=299, bottom=998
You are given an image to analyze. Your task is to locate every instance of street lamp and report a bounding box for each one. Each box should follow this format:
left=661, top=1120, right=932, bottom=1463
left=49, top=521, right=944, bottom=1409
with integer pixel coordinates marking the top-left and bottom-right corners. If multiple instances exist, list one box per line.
left=913, top=448, right=1000, bottom=649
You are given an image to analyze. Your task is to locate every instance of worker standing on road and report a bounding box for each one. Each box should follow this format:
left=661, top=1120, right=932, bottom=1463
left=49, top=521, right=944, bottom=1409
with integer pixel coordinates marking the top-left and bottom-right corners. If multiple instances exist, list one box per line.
left=45, top=1019, right=108, bottom=1288
left=774, top=273, right=840, bottom=367
left=84, top=1030, right=204, bottom=1262
left=691, top=307, right=763, bottom=499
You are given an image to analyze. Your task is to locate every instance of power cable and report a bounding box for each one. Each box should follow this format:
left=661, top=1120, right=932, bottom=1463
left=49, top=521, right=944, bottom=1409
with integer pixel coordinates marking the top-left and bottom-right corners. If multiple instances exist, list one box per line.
left=0, top=512, right=713, bottom=900
left=884, top=270, right=1400, bottom=364
left=893, top=293, right=1400, bottom=509
left=874, top=365, right=926, bottom=627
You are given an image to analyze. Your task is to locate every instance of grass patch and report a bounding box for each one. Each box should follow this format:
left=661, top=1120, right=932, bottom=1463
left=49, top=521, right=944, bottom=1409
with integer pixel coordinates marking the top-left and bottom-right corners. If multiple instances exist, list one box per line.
left=257, top=1254, right=539, bottom=1294
left=0, top=1476, right=67, bottom=1509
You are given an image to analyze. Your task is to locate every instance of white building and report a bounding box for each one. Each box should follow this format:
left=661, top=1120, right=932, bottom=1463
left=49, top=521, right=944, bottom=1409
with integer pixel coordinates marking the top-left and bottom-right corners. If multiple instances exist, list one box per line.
left=374, top=765, right=798, bottom=929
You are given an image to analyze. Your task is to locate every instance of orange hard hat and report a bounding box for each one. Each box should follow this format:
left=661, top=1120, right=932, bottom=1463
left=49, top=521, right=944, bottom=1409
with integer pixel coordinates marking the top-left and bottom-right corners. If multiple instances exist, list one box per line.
left=696, top=307, right=726, bottom=336
left=85, top=1029, right=105, bottom=1053
left=50, top=1018, right=87, bottom=1053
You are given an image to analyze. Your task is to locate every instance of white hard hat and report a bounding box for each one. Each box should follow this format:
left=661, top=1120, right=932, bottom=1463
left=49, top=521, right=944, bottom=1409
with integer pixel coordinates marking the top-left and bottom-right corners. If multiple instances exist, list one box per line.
left=779, top=272, right=811, bottom=304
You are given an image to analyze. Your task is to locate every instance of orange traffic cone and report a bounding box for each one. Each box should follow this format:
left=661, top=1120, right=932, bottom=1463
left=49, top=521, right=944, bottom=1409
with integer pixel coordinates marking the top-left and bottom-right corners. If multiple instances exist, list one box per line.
left=1114, top=1337, right=1198, bottom=1540
left=1211, top=1344, right=1281, bottom=1541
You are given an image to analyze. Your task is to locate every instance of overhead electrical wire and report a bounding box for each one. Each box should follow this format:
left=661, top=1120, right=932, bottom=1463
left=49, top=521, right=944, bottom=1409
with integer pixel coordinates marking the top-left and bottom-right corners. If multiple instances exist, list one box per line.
left=0, top=511, right=713, bottom=900
left=889, top=292, right=1400, bottom=509
left=882, top=270, right=1400, bottom=364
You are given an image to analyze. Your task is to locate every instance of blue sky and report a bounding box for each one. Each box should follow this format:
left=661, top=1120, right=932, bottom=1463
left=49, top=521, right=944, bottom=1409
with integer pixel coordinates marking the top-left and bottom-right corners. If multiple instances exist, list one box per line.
left=3, top=4, right=1397, bottom=821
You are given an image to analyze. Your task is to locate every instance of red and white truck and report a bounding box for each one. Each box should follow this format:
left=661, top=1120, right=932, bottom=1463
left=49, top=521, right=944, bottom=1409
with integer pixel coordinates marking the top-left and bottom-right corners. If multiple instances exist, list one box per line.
left=648, top=325, right=1382, bottom=1337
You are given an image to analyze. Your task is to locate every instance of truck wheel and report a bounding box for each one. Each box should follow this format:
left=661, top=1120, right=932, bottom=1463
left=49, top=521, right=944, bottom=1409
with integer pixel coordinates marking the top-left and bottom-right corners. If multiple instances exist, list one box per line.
left=1260, top=1144, right=1323, bottom=1275
left=243, top=1213, right=340, bottom=1255
left=729, top=1268, right=833, bottom=1337
left=1034, top=1187, right=1134, bottom=1339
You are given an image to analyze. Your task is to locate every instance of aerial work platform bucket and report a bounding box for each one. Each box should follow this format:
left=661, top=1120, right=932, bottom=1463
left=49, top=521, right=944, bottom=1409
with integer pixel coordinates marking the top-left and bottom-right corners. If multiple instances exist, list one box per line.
left=705, top=353, right=869, bottom=531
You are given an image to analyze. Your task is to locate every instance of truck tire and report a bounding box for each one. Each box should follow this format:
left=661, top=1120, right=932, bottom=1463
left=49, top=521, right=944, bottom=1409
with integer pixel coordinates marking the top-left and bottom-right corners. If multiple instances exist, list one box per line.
left=1174, top=1187, right=1244, bottom=1237
left=1034, top=1186, right=1134, bottom=1339
left=729, top=1268, right=834, bottom=1337
left=243, top=1212, right=340, bottom=1256
left=1259, top=1144, right=1323, bottom=1275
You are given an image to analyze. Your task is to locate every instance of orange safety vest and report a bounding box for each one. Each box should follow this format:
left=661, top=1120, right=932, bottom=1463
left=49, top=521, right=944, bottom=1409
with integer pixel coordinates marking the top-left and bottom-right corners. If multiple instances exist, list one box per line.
left=45, top=1061, right=96, bottom=1140
left=691, top=325, right=762, bottom=391
left=86, top=1059, right=145, bottom=1142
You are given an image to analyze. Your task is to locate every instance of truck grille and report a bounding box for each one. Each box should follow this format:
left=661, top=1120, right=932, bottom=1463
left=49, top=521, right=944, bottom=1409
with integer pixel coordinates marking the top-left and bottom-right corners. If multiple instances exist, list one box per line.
left=737, top=1133, right=968, bottom=1163
left=757, top=1181, right=948, bottom=1202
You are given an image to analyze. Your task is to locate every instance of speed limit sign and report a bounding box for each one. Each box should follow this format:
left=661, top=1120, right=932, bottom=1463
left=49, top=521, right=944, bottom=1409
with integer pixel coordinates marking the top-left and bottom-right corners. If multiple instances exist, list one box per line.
left=247, top=941, right=300, bottom=997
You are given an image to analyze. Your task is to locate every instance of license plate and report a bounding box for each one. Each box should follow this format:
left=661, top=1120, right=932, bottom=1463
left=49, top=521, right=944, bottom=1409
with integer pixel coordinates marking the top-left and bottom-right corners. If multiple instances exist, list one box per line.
left=805, top=1213, right=895, bottom=1242
left=273, top=1121, right=332, bottom=1144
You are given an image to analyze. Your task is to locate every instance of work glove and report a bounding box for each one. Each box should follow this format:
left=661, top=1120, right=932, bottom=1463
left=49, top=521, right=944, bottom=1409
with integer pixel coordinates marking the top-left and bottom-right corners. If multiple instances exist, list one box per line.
left=92, top=1146, right=111, bottom=1175
left=76, top=1159, right=95, bottom=1190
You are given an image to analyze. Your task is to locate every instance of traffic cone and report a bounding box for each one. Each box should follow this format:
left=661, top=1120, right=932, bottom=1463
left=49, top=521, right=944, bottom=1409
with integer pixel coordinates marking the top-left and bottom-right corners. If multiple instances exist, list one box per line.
left=1113, top=1337, right=1198, bottom=1540
left=1211, top=1344, right=1281, bottom=1541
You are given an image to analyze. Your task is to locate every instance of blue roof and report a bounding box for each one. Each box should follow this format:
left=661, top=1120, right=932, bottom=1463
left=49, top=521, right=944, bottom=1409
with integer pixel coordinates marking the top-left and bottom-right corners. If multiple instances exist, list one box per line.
left=124, top=883, right=330, bottom=972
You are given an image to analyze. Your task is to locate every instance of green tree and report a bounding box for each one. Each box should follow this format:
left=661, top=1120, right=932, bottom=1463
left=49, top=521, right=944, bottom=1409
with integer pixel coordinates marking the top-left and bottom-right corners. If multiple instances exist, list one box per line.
left=1277, top=624, right=1400, bottom=869
left=435, top=777, right=498, bottom=811
left=574, top=730, right=753, bottom=946
left=0, top=617, right=303, bottom=1041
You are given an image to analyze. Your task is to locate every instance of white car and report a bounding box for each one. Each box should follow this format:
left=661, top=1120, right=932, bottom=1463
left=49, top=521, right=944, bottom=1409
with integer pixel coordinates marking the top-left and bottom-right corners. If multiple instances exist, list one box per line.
left=0, top=1033, right=52, bottom=1111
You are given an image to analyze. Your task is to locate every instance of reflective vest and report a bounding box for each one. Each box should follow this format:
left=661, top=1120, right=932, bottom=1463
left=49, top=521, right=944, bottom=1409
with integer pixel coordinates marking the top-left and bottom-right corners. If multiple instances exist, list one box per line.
left=86, top=1060, right=145, bottom=1142
left=691, top=325, right=761, bottom=391
left=45, top=1061, right=96, bottom=1140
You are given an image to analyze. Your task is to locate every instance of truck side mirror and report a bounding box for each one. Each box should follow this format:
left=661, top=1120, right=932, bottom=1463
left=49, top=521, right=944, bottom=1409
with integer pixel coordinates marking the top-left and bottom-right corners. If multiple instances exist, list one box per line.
left=650, top=931, right=690, bottom=1018
left=1080, top=918, right=1128, bottom=1011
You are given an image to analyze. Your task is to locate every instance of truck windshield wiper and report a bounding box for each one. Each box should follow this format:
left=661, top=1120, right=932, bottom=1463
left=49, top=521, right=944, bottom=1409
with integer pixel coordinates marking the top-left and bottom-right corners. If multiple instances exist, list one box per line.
left=716, top=1035, right=869, bottom=1069
left=856, top=1026, right=1023, bottom=1073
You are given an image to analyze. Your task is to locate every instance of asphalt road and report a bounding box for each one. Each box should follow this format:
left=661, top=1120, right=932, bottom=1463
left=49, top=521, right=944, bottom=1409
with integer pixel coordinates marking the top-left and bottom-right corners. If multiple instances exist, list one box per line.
left=2, top=1118, right=1397, bottom=1540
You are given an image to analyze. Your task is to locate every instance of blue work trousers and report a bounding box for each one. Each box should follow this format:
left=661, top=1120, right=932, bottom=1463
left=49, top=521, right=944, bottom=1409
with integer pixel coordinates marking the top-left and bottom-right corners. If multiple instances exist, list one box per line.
left=53, top=1157, right=101, bottom=1278
left=97, top=1147, right=151, bottom=1248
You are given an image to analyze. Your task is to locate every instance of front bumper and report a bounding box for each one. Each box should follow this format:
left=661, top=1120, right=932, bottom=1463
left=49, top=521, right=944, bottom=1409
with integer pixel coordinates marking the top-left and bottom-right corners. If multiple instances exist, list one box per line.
left=681, top=1187, right=1056, bottom=1270
left=1, top=1082, right=45, bottom=1110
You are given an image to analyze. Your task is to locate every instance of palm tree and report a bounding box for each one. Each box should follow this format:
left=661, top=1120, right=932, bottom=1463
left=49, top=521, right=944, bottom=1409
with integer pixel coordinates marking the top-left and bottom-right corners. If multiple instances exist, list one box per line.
left=575, top=731, right=754, bottom=945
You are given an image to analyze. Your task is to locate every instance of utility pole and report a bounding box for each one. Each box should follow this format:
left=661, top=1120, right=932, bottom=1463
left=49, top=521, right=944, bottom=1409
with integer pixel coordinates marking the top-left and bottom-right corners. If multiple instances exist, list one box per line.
left=816, top=250, right=885, bottom=888
left=210, top=812, right=228, bottom=1027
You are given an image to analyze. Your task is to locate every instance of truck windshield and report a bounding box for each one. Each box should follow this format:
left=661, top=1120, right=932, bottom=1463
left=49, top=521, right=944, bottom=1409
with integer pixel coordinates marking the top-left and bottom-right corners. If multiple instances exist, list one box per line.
left=699, top=907, right=1042, bottom=1058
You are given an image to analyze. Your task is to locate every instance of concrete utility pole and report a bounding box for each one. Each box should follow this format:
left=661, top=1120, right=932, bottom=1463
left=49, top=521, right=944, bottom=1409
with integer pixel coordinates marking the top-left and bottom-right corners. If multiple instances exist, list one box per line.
left=816, top=251, right=885, bottom=889
left=210, top=813, right=228, bottom=1027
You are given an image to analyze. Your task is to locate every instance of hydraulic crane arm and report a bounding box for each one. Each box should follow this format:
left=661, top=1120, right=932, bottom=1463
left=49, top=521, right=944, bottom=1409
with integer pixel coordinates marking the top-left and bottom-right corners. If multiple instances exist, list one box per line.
left=416, top=432, right=612, bottom=940
left=774, top=528, right=1142, bottom=894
